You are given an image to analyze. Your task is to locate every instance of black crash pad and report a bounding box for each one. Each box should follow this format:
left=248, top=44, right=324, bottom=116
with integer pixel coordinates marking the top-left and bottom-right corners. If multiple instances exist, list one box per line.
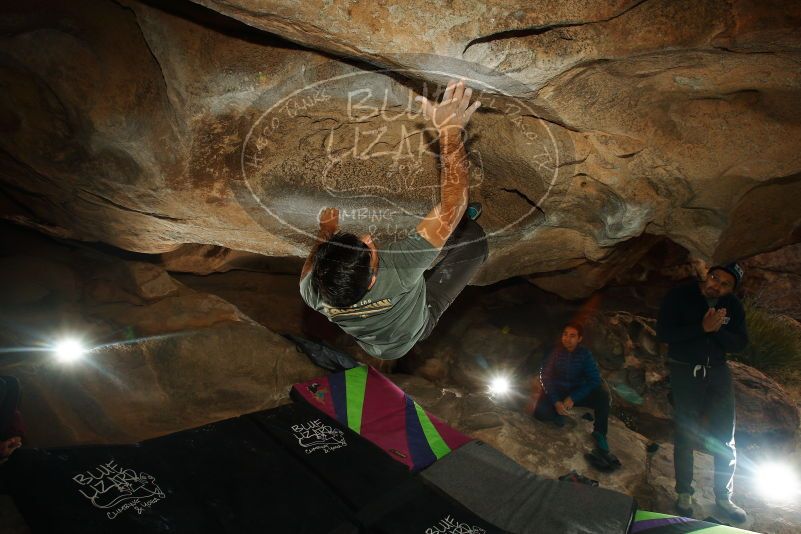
left=2, top=415, right=358, bottom=534
left=2, top=404, right=506, bottom=534
left=251, top=402, right=508, bottom=534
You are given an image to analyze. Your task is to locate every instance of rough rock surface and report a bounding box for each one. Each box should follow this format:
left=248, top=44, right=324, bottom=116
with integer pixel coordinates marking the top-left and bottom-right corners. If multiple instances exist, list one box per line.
left=1, top=322, right=321, bottom=447
left=0, top=223, right=323, bottom=447
left=0, top=223, right=256, bottom=347
left=1, top=0, right=800, bottom=298
left=730, top=360, right=801, bottom=438
left=742, top=243, right=801, bottom=321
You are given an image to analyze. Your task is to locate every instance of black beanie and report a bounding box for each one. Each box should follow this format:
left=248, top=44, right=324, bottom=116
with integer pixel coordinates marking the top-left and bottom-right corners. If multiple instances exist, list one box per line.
left=709, top=262, right=744, bottom=288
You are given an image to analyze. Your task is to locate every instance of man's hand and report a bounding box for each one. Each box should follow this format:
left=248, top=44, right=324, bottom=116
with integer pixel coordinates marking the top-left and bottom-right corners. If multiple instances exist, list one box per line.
left=318, top=207, right=339, bottom=239
left=702, top=308, right=727, bottom=333
left=0, top=436, right=21, bottom=459
left=563, top=397, right=574, bottom=411
left=415, top=79, right=481, bottom=133
left=555, top=401, right=569, bottom=416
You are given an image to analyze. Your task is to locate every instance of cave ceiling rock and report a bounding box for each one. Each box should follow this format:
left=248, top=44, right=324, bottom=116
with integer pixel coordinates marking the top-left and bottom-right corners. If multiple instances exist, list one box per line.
left=0, top=0, right=800, bottom=298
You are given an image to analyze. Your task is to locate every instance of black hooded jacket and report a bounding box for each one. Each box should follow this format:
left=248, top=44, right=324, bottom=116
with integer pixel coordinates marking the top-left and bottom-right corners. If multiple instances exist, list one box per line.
left=656, top=281, right=748, bottom=366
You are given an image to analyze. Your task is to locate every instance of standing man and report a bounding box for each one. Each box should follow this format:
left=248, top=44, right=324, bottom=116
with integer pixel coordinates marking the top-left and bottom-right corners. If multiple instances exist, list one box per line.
left=534, top=323, right=612, bottom=454
left=300, top=80, right=488, bottom=360
left=657, top=263, right=748, bottom=522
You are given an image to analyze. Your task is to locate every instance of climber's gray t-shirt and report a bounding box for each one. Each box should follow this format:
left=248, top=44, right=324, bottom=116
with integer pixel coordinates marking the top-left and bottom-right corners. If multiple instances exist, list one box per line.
left=300, top=230, right=440, bottom=360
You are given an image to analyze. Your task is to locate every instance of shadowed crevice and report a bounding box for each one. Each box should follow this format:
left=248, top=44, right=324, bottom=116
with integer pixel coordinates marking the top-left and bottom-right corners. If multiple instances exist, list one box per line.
left=462, top=0, right=651, bottom=55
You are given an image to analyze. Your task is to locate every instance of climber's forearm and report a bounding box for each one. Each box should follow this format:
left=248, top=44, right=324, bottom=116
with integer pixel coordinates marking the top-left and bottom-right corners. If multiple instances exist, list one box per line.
left=438, top=128, right=469, bottom=232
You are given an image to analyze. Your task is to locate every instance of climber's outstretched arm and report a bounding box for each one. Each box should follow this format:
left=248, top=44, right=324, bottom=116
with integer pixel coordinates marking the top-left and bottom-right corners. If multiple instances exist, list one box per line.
left=414, top=80, right=480, bottom=249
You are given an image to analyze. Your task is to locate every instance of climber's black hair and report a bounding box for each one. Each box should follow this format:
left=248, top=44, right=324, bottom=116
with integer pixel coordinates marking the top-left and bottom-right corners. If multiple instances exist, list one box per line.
left=312, top=232, right=373, bottom=308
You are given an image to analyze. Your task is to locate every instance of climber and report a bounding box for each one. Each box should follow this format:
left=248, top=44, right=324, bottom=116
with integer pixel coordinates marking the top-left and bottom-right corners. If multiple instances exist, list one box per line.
left=534, top=323, right=613, bottom=457
left=656, top=262, right=748, bottom=522
left=299, top=79, right=488, bottom=360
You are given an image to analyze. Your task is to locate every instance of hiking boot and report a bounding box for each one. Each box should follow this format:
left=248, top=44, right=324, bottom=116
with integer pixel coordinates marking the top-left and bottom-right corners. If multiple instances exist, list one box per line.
left=466, top=202, right=482, bottom=221
left=716, top=497, right=747, bottom=523
left=676, top=493, right=693, bottom=516
left=591, top=431, right=609, bottom=452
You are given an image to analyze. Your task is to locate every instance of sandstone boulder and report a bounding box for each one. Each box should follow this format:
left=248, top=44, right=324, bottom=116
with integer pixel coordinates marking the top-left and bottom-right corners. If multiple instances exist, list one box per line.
left=1, top=322, right=321, bottom=447
left=742, top=243, right=801, bottom=321
left=730, top=361, right=801, bottom=439
left=1, top=0, right=800, bottom=299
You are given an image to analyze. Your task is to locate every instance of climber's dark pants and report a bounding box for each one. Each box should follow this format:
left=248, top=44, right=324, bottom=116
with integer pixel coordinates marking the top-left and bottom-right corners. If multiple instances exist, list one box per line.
left=419, top=218, right=488, bottom=340
left=670, top=361, right=736, bottom=499
left=534, top=385, right=610, bottom=435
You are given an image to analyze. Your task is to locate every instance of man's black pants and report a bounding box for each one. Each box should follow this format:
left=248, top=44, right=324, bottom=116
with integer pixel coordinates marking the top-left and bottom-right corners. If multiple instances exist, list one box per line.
left=419, top=217, right=488, bottom=340
left=669, top=361, right=736, bottom=499
left=533, top=386, right=610, bottom=435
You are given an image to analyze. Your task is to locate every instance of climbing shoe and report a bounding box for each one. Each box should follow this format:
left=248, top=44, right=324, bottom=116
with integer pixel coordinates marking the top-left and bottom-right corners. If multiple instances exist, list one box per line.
left=585, top=448, right=621, bottom=472
left=466, top=202, right=482, bottom=221
left=676, top=493, right=693, bottom=517
left=591, top=431, right=609, bottom=452
left=601, top=449, right=621, bottom=468
left=716, top=497, right=747, bottom=523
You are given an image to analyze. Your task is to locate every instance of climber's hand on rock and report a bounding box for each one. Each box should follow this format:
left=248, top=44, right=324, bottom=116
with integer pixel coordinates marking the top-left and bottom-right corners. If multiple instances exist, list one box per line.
left=415, top=79, right=480, bottom=134
left=318, top=207, right=339, bottom=238
left=555, top=401, right=569, bottom=416
left=563, top=396, right=574, bottom=411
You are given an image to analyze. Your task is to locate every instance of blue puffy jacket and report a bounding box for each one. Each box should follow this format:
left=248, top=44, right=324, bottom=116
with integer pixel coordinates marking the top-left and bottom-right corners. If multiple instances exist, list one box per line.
left=539, top=345, right=601, bottom=404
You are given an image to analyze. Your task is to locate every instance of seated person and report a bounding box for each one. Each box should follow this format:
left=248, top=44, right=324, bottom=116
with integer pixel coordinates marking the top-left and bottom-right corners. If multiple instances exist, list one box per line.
left=534, top=323, right=611, bottom=452
left=0, top=375, right=24, bottom=465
